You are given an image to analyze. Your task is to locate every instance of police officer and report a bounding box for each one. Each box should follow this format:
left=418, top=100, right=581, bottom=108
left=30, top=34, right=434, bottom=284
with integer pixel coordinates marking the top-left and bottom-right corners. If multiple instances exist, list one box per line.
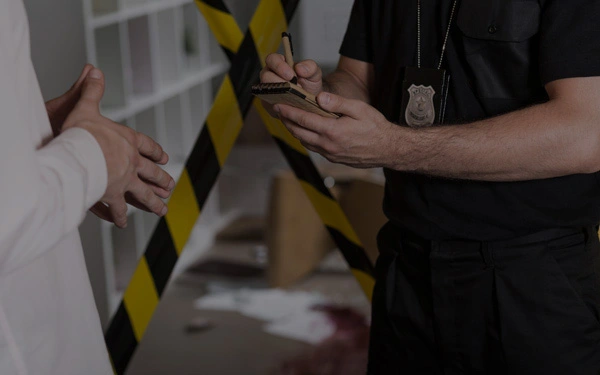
left=261, top=0, right=600, bottom=373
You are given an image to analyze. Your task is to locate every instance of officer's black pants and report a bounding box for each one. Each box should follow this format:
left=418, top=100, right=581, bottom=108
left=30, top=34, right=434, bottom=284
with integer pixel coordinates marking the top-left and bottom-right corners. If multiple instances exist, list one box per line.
left=368, top=223, right=600, bottom=375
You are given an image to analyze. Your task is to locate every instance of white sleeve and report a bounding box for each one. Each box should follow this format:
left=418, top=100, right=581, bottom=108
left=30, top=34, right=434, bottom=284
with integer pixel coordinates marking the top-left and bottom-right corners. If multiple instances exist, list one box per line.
left=0, top=2, right=107, bottom=274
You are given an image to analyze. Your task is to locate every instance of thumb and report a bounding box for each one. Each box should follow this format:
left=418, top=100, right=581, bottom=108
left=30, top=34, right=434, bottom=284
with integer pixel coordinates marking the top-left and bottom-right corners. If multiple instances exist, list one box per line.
left=68, top=64, right=95, bottom=93
left=46, top=64, right=94, bottom=115
left=317, top=92, right=362, bottom=118
left=79, top=68, right=105, bottom=110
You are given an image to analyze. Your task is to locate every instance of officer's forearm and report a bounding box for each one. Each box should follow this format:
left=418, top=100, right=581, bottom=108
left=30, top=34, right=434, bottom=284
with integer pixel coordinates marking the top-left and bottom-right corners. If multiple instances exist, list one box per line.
left=388, top=98, right=600, bottom=181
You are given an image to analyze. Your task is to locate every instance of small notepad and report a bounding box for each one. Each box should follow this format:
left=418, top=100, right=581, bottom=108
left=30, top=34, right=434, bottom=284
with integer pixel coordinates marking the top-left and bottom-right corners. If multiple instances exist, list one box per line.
left=252, top=82, right=340, bottom=119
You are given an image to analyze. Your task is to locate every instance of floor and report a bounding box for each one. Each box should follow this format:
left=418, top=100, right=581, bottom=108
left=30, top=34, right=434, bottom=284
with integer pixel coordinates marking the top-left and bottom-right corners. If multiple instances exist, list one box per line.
left=126, top=240, right=370, bottom=375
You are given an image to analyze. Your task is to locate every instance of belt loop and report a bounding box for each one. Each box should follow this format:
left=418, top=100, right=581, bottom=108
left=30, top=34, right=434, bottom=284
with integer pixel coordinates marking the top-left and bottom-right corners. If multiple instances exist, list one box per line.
left=584, top=225, right=597, bottom=244
left=480, top=242, right=494, bottom=268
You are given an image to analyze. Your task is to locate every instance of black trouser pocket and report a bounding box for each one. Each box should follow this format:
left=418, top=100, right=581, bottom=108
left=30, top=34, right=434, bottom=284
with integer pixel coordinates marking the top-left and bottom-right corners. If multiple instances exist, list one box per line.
left=368, top=225, right=443, bottom=374
left=498, top=231, right=600, bottom=375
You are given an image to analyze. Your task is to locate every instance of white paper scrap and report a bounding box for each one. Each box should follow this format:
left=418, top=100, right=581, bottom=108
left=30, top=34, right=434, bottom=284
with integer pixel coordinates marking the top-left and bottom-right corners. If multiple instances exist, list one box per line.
left=193, top=288, right=333, bottom=344
left=239, top=290, right=325, bottom=321
left=194, top=289, right=325, bottom=321
left=263, top=311, right=335, bottom=345
left=193, top=292, right=238, bottom=311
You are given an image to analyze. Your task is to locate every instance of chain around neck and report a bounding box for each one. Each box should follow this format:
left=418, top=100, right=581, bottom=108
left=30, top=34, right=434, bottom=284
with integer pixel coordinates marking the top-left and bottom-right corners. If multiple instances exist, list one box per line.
left=417, top=0, right=459, bottom=69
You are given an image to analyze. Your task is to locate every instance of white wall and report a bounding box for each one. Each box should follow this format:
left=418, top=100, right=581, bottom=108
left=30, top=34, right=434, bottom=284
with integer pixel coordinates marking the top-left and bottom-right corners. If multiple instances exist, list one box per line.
left=23, top=0, right=87, bottom=101
left=292, top=0, right=354, bottom=71
left=225, top=0, right=260, bottom=30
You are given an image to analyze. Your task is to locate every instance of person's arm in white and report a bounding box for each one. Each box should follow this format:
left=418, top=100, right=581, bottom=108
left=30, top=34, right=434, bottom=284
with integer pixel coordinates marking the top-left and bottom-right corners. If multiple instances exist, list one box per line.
left=0, top=2, right=174, bottom=274
left=0, top=10, right=107, bottom=275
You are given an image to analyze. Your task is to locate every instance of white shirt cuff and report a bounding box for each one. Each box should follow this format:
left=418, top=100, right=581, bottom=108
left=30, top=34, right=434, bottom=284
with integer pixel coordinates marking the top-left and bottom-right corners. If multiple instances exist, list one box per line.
left=38, top=127, right=108, bottom=213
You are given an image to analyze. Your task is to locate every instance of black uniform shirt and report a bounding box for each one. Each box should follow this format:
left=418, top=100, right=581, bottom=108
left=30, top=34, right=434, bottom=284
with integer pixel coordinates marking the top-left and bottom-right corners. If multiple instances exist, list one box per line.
left=340, top=0, right=600, bottom=240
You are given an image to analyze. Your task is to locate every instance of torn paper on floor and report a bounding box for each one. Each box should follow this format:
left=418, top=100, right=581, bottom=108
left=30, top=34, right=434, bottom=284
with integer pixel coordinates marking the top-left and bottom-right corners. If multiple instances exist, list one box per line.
left=264, top=311, right=335, bottom=345
left=193, top=288, right=333, bottom=344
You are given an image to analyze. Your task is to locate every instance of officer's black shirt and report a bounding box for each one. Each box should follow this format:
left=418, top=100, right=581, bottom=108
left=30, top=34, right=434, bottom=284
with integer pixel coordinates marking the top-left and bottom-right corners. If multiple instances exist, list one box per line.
left=340, top=0, right=600, bottom=241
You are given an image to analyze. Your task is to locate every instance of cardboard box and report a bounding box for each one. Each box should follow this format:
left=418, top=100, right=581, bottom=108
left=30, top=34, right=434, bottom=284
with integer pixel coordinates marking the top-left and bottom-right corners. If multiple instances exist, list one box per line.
left=266, top=168, right=386, bottom=288
left=339, top=178, right=385, bottom=265
left=267, top=171, right=336, bottom=288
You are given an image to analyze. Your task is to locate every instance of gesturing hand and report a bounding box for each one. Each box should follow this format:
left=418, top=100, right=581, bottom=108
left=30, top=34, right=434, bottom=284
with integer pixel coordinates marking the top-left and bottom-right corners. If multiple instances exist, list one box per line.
left=62, top=68, right=175, bottom=228
left=45, top=64, right=94, bottom=137
left=274, top=92, right=397, bottom=169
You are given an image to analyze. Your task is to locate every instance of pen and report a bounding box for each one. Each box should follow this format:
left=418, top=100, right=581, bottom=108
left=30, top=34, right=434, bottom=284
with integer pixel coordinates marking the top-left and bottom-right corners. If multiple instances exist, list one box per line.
left=281, top=32, right=298, bottom=84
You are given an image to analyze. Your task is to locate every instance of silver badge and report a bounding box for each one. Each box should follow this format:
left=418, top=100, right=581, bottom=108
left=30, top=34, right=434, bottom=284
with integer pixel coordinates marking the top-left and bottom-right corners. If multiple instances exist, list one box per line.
left=405, top=84, right=436, bottom=127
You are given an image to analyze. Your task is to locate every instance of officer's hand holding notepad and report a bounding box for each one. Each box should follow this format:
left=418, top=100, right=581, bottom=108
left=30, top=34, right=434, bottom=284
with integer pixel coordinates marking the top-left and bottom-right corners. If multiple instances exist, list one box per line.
left=252, top=33, right=340, bottom=119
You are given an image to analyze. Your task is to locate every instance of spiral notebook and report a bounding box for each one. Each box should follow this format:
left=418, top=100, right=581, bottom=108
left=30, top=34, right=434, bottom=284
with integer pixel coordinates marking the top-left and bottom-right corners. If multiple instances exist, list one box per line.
left=251, top=82, right=340, bottom=119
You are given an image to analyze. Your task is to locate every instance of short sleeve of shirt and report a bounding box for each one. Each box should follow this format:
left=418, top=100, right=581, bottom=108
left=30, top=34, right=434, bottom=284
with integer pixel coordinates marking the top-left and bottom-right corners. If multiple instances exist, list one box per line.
left=539, top=0, right=600, bottom=85
left=339, top=0, right=373, bottom=63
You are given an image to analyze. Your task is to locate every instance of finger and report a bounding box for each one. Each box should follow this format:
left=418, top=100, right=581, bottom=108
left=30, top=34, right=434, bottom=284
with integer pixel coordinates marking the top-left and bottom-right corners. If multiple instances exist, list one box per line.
left=108, top=199, right=129, bottom=228
left=147, top=183, right=172, bottom=199
left=124, top=192, right=153, bottom=213
left=276, top=104, right=330, bottom=134
left=52, top=65, right=94, bottom=113
left=135, top=131, right=169, bottom=165
left=129, top=180, right=168, bottom=217
left=280, top=117, right=321, bottom=147
left=159, top=152, right=169, bottom=165
left=78, top=68, right=106, bottom=111
left=260, top=69, right=289, bottom=84
left=259, top=100, right=279, bottom=119
left=46, top=65, right=95, bottom=129
left=45, top=96, right=72, bottom=133
left=295, top=60, right=322, bottom=82
left=90, top=201, right=113, bottom=222
left=70, top=64, right=95, bottom=92
left=126, top=184, right=170, bottom=201
left=48, top=65, right=93, bottom=111
left=258, top=97, right=281, bottom=118
left=265, top=53, right=296, bottom=82
left=137, top=157, right=174, bottom=191
left=316, top=92, right=363, bottom=119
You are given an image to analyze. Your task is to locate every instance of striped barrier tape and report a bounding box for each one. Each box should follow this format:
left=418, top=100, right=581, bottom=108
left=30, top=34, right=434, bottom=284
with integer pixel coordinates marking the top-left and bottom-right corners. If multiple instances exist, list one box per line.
left=196, top=0, right=375, bottom=299
left=104, top=0, right=375, bottom=372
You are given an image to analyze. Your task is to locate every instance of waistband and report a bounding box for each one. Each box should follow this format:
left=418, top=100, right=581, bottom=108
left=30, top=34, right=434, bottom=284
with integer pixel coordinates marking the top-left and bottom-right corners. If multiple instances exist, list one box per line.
left=395, top=226, right=597, bottom=253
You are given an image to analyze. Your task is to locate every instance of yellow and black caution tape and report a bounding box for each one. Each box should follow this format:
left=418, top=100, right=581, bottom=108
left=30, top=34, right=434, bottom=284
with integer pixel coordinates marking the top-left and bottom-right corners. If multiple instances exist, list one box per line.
left=196, top=0, right=375, bottom=298
left=104, top=0, right=374, bottom=373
